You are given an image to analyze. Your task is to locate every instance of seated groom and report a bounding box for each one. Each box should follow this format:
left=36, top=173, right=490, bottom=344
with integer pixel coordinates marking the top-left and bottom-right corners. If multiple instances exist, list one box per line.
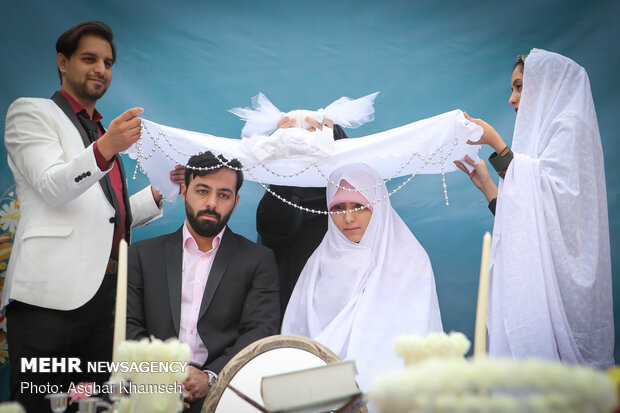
left=127, top=151, right=280, bottom=412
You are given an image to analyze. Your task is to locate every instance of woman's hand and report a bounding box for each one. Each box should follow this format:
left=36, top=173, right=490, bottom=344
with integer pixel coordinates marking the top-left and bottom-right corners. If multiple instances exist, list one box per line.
left=277, top=115, right=335, bottom=131
left=277, top=116, right=296, bottom=129
left=454, top=155, right=498, bottom=202
left=464, top=112, right=507, bottom=154
left=305, top=117, right=334, bottom=131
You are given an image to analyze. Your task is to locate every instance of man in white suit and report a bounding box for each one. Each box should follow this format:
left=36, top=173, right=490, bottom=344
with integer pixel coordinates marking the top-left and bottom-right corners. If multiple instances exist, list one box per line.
left=2, top=21, right=175, bottom=412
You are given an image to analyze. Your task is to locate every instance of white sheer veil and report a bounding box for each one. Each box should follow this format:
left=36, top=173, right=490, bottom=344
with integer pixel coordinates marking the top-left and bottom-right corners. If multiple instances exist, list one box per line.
left=488, top=49, right=614, bottom=368
left=282, top=163, right=443, bottom=391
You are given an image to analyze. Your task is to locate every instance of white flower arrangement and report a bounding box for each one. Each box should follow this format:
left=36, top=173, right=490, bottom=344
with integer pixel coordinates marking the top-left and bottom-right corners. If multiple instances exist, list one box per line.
left=370, top=341, right=617, bottom=413
left=0, top=402, right=25, bottom=413
left=393, top=331, right=470, bottom=365
left=116, top=337, right=191, bottom=413
left=117, top=337, right=191, bottom=383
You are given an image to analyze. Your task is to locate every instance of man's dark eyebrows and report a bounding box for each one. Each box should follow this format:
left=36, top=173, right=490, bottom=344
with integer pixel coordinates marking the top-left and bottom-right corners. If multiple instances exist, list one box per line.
left=79, top=51, right=114, bottom=64
left=194, top=183, right=233, bottom=193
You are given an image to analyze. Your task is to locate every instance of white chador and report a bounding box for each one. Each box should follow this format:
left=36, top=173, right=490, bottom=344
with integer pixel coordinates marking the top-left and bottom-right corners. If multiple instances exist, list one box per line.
left=127, top=93, right=482, bottom=201
left=488, top=49, right=614, bottom=368
left=281, top=163, right=443, bottom=392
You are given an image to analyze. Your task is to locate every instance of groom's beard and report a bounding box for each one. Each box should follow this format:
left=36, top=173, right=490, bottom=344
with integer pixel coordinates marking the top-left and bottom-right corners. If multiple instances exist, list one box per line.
left=186, top=204, right=233, bottom=238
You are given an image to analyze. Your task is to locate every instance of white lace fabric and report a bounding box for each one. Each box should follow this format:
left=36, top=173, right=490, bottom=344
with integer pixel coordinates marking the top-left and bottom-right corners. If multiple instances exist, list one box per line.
left=126, top=108, right=482, bottom=202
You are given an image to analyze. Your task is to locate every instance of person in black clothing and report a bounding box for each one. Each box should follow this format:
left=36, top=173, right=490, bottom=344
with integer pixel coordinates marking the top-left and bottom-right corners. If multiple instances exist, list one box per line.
left=256, top=116, right=348, bottom=319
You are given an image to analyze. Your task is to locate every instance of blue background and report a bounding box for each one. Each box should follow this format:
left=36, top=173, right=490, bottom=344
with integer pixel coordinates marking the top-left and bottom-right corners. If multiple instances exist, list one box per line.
left=1, top=0, right=618, bottom=399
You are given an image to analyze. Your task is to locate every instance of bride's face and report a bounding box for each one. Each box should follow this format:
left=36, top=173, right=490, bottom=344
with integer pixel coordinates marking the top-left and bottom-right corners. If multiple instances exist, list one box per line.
left=330, top=202, right=372, bottom=243
left=509, top=65, right=524, bottom=113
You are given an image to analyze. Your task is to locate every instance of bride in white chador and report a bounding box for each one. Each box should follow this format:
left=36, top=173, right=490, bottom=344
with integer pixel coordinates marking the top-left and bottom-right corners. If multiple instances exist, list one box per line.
left=281, top=163, right=443, bottom=392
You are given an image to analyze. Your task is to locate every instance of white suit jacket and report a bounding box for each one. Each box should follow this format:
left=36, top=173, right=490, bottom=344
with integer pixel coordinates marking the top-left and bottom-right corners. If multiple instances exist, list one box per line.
left=2, top=96, right=162, bottom=311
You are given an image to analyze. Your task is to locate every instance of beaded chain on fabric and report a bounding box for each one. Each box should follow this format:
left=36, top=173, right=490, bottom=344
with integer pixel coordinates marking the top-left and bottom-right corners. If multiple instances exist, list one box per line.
left=133, top=121, right=458, bottom=214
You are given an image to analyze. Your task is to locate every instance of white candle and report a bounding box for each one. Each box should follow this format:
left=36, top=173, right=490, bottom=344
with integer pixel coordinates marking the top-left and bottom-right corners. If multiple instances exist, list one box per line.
left=112, top=239, right=128, bottom=362
left=474, top=232, right=492, bottom=358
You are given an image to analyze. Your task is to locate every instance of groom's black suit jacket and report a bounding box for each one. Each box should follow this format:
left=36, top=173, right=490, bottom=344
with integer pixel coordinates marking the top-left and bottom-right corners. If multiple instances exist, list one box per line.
left=126, top=225, right=280, bottom=374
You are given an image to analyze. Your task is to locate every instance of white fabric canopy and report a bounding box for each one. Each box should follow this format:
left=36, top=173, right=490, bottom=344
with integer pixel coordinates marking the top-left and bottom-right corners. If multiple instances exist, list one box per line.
left=488, top=49, right=614, bottom=368
left=127, top=109, right=482, bottom=202
left=281, top=163, right=443, bottom=392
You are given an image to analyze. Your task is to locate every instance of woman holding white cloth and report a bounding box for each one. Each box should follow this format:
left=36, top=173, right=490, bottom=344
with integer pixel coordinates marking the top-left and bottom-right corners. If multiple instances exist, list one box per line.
left=456, top=49, right=614, bottom=368
left=281, top=162, right=443, bottom=392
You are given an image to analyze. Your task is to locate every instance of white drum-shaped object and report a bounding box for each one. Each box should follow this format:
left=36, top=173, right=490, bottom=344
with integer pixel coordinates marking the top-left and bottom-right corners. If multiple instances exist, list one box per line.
left=202, top=335, right=366, bottom=413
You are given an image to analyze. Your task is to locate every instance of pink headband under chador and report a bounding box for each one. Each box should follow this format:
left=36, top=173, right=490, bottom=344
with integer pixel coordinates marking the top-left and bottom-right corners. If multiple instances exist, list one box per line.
left=329, top=179, right=372, bottom=211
